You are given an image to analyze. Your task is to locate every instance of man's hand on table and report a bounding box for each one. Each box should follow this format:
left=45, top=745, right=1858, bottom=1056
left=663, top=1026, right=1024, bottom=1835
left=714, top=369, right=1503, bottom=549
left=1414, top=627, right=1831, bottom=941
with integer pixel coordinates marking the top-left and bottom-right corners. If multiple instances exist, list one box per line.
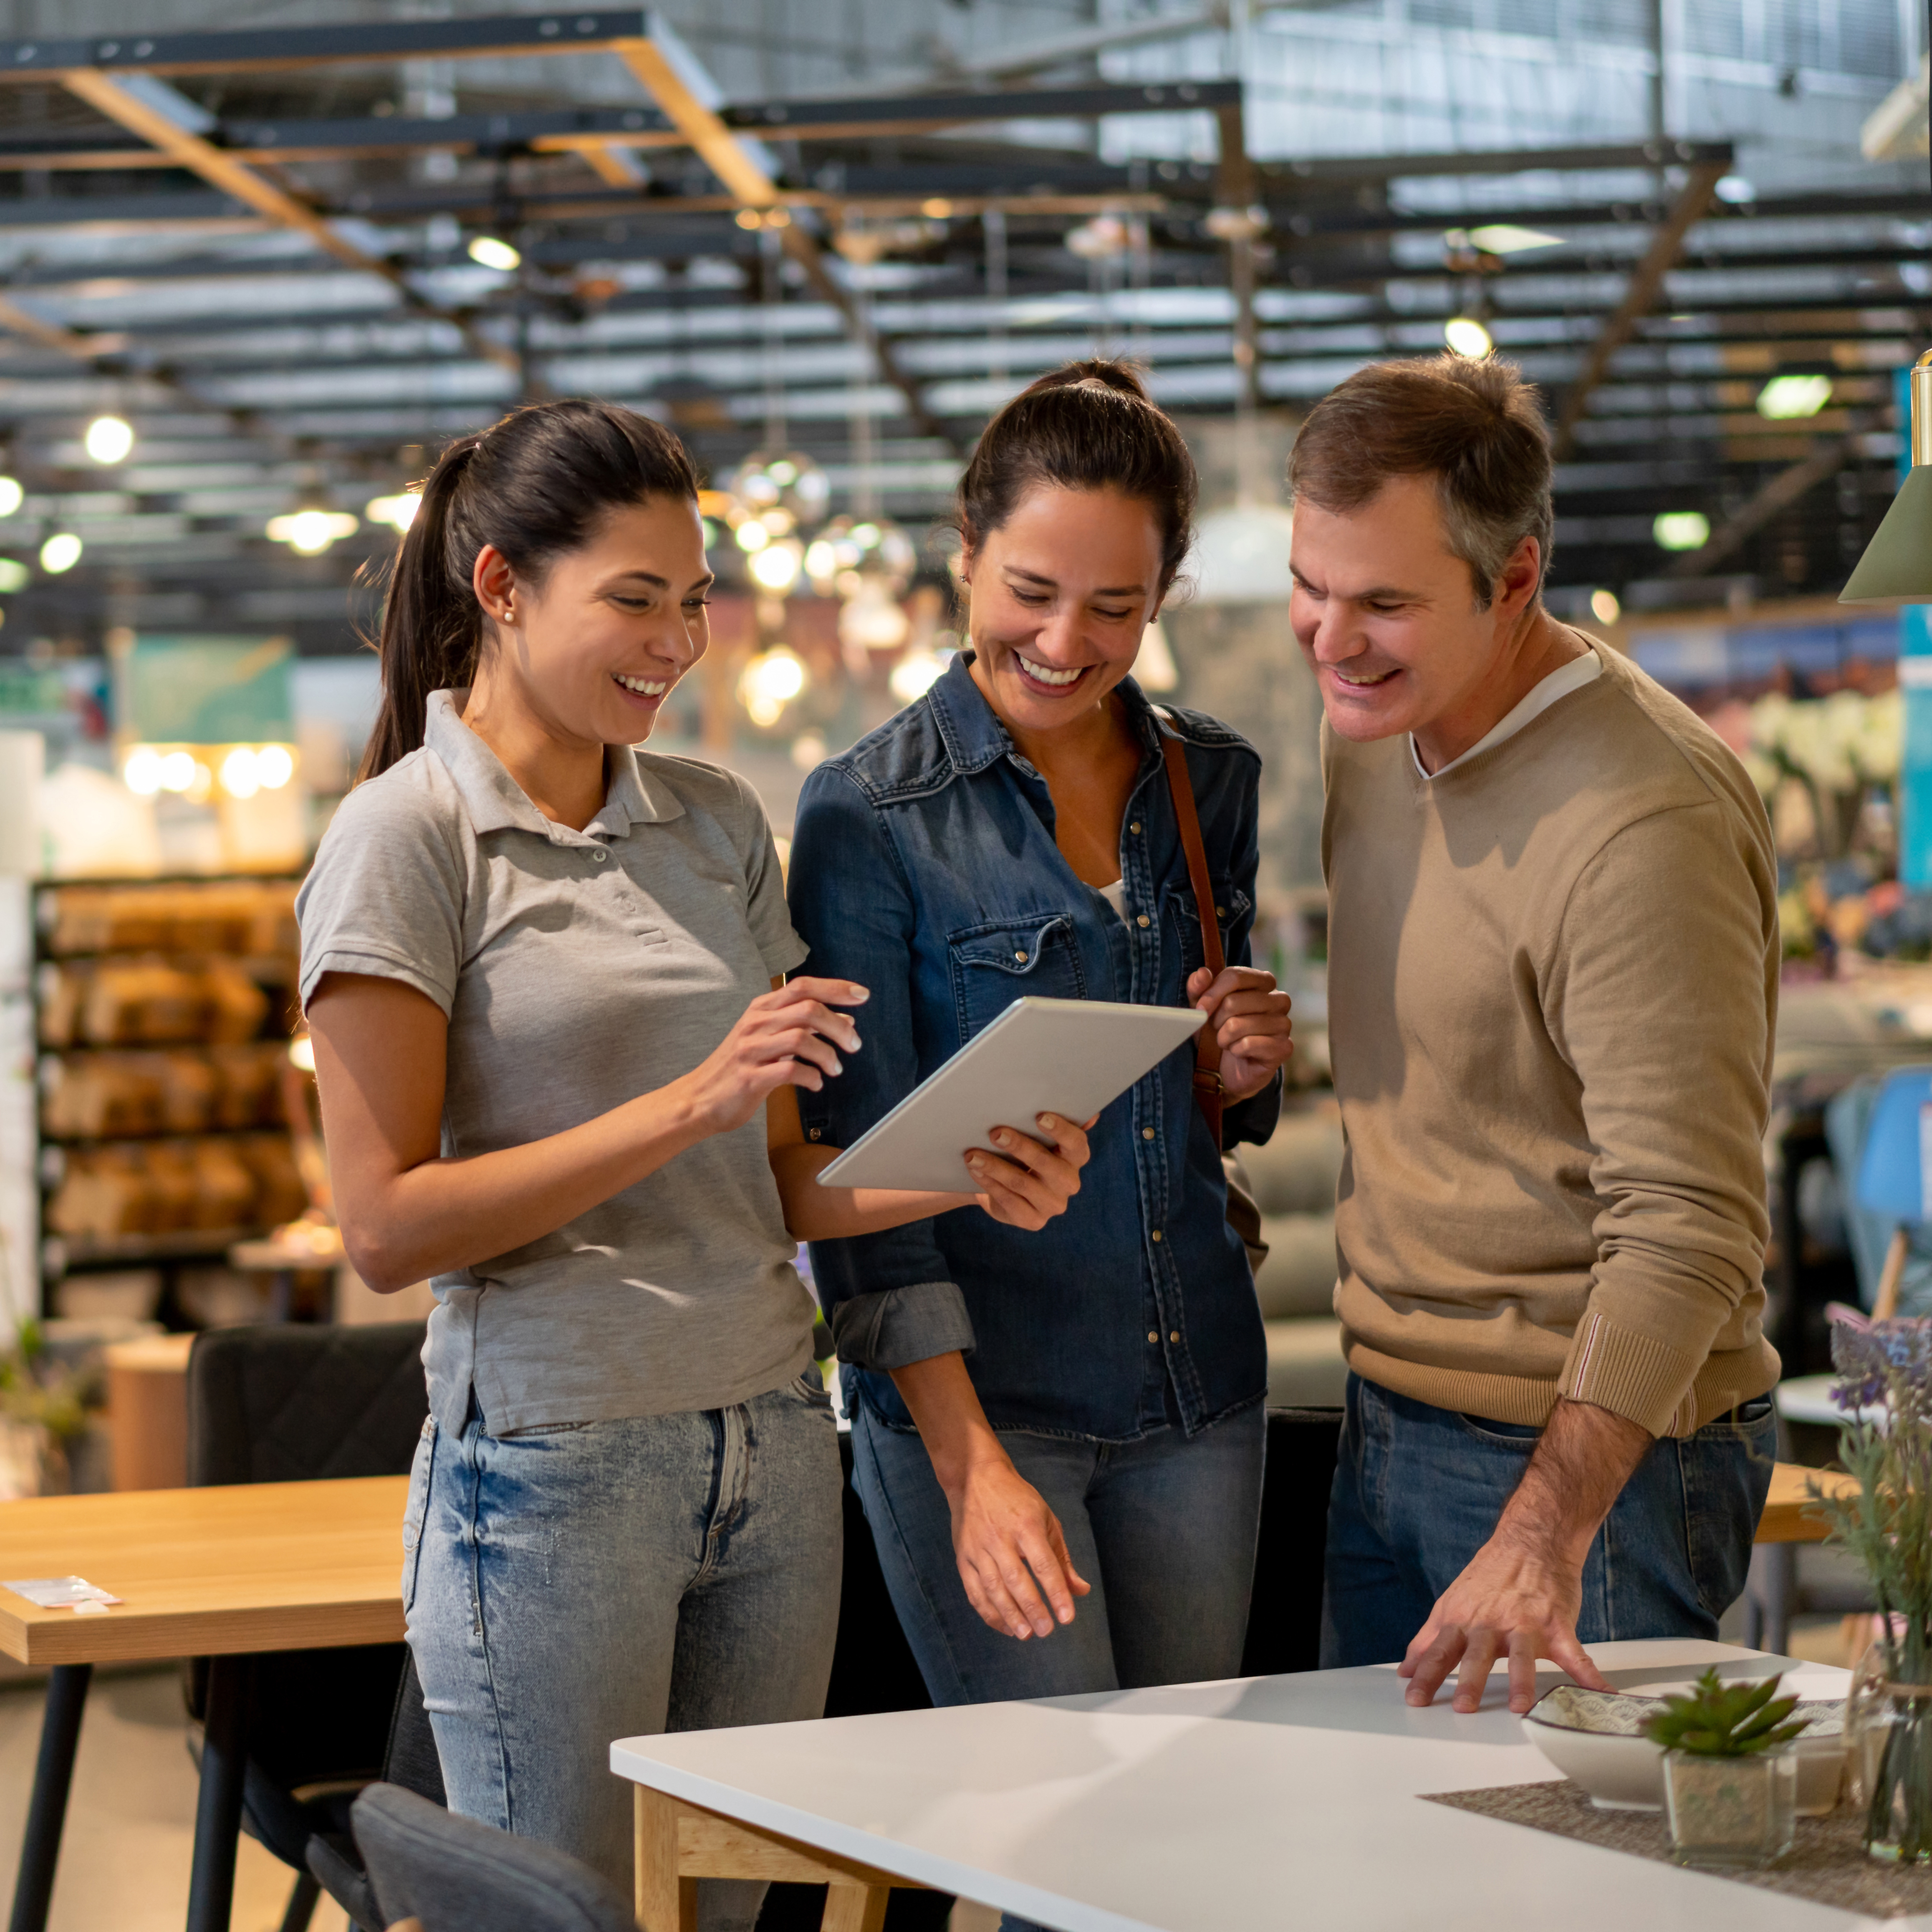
left=1399, top=1398, right=1653, bottom=1715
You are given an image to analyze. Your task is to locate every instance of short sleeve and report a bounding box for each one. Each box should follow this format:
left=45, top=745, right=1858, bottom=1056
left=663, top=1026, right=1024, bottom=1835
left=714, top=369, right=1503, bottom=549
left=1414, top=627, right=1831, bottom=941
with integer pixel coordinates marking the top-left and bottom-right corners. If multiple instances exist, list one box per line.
left=730, top=772, right=809, bottom=979
left=295, top=766, right=467, bottom=1016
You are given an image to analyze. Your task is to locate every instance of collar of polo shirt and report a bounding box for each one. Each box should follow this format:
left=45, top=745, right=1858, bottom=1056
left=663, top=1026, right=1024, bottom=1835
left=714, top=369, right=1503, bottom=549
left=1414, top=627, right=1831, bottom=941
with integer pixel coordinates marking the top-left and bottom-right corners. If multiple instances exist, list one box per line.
left=424, top=689, right=687, bottom=843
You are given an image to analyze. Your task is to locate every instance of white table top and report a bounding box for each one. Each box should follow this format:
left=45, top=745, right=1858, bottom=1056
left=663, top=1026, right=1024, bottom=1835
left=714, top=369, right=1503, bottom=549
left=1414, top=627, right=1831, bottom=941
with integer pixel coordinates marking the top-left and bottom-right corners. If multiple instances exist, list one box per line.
left=1777, top=1373, right=1882, bottom=1430
left=611, top=1641, right=1874, bottom=1932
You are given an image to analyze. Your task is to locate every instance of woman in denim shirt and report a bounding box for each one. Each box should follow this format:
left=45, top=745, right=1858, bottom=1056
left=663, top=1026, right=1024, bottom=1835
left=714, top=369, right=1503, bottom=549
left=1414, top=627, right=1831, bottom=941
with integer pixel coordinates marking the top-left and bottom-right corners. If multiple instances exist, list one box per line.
left=788, top=363, right=1295, bottom=1737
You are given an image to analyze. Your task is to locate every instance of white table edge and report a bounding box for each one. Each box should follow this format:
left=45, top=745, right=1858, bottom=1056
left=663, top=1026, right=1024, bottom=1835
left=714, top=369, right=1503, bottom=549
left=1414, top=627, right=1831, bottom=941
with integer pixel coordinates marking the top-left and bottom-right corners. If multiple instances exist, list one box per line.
left=608, top=1743, right=1158, bottom=1932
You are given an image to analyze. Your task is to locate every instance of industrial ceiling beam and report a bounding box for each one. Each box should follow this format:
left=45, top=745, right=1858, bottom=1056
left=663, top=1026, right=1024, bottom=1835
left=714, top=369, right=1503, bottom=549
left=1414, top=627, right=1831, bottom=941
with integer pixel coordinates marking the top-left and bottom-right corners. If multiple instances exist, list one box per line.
left=612, top=33, right=962, bottom=455
left=0, top=82, right=1244, bottom=175
left=1660, top=429, right=1871, bottom=578
left=1550, top=158, right=1730, bottom=460
left=0, top=12, right=659, bottom=80
left=58, top=66, right=520, bottom=378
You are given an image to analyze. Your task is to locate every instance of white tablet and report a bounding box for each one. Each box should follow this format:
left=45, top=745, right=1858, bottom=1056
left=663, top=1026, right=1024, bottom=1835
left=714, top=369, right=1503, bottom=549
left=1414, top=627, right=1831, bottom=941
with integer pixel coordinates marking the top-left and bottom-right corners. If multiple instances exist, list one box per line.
left=814, top=995, right=1206, bottom=1195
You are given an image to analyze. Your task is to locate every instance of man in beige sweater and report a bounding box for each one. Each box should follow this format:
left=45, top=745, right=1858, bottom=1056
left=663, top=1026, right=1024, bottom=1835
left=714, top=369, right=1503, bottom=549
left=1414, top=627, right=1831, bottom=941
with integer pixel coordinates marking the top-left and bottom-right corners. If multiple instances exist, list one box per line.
left=1295, top=354, right=1781, bottom=1714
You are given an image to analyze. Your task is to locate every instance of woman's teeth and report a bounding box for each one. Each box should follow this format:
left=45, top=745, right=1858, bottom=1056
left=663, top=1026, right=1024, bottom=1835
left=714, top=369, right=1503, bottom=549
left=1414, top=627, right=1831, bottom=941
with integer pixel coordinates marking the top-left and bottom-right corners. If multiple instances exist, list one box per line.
left=1334, top=667, right=1396, bottom=688
left=1018, top=656, right=1083, bottom=687
left=614, top=673, right=667, bottom=696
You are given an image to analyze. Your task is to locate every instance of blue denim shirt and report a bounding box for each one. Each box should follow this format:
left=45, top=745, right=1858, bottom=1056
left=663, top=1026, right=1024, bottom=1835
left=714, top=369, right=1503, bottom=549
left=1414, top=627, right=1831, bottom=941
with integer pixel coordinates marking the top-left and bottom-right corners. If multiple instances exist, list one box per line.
left=787, top=653, right=1277, bottom=1442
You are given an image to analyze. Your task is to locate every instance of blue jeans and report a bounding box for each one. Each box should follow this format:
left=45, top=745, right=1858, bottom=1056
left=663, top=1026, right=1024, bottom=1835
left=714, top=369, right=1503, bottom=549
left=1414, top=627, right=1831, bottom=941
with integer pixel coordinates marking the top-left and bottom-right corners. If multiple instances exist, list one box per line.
left=403, top=1376, right=843, bottom=1925
left=850, top=1396, right=1265, bottom=1702
left=1319, top=1373, right=1778, bottom=1669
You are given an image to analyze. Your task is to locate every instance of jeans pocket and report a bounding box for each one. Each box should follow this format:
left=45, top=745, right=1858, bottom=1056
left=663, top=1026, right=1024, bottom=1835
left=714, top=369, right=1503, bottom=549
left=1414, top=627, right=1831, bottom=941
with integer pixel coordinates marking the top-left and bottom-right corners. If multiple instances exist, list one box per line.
left=790, top=1371, right=835, bottom=1412
left=1452, top=1412, right=1542, bottom=1450
left=1681, top=1407, right=1779, bottom=1621
left=496, top=1420, right=595, bottom=1438
left=401, top=1417, right=436, bottom=1614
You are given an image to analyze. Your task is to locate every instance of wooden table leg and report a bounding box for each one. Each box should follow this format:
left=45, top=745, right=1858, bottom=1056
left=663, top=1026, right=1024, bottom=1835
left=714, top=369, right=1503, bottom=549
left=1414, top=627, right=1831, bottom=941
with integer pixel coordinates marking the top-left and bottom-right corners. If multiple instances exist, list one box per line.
left=820, top=1882, right=892, bottom=1932
left=6, top=1663, right=91, bottom=1932
left=184, top=1654, right=249, bottom=1932
left=635, top=1786, right=697, bottom=1932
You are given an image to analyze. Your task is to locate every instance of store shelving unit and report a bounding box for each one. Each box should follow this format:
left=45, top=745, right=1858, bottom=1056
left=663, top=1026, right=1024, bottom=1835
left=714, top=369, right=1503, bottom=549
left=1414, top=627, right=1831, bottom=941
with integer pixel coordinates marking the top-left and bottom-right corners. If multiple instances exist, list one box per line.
left=32, top=877, right=310, bottom=1320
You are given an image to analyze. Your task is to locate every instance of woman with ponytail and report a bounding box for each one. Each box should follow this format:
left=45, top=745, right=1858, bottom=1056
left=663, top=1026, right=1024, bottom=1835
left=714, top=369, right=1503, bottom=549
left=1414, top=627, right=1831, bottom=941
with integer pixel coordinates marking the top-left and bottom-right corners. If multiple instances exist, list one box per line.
left=786, top=364, right=1294, bottom=1866
left=295, top=398, right=1087, bottom=1919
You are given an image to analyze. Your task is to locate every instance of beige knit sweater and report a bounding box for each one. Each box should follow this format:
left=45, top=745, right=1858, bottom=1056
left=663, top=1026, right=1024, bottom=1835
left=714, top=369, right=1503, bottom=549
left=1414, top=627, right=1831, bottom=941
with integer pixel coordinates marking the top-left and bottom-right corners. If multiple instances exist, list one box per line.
left=1321, top=639, right=1782, bottom=1437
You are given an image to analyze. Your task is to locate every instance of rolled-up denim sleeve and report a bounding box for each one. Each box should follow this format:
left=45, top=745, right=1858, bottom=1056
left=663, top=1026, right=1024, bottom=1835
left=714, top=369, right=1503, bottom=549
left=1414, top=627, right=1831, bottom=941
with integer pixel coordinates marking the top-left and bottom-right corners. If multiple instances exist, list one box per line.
left=787, top=764, right=975, bottom=1371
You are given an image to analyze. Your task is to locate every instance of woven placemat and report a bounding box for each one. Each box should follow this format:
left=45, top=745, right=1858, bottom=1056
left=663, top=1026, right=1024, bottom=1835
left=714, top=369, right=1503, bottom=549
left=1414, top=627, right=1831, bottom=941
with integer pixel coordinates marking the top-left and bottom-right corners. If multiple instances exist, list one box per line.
left=1421, top=1780, right=1932, bottom=1918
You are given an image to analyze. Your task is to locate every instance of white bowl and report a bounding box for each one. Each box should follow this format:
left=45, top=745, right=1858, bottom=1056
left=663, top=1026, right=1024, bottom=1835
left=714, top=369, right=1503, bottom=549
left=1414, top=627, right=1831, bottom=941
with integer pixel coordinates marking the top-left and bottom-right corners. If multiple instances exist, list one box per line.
left=1521, top=1685, right=1845, bottom=1815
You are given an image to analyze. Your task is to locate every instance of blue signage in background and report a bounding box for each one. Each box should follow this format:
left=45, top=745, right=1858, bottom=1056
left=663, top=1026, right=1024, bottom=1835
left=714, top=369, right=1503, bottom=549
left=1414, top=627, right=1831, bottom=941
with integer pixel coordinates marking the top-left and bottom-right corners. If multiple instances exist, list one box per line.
left=1895, top=363, right=1932, bottom=887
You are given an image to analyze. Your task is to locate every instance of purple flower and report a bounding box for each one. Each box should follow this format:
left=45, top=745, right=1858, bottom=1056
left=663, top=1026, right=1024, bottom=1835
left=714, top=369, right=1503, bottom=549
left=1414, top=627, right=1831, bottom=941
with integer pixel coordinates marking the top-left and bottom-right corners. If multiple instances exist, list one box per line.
left=1831, top=1313, right=1932, bottom=1412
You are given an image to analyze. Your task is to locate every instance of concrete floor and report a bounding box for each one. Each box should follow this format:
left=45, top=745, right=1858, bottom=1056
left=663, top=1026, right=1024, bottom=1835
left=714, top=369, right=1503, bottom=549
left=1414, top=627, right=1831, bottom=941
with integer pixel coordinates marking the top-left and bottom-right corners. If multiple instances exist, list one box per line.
left=0, top=1665, right=348, bottom=1932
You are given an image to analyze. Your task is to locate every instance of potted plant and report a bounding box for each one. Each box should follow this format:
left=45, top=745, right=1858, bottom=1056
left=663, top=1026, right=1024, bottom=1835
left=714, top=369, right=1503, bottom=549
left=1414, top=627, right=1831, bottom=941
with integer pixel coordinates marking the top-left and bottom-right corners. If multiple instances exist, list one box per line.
left=0, top=1320, right=95, bottom=1500
left=1813, top=1313, right=1932, bottom=1861
left=1643, top=1669, right=1807, bottom=1868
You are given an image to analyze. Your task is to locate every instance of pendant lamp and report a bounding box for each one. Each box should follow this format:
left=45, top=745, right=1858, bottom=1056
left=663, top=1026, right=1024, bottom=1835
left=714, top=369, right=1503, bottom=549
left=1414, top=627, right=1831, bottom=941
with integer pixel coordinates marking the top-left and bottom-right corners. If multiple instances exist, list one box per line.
left=1841, top=349, right=1932, bottom=605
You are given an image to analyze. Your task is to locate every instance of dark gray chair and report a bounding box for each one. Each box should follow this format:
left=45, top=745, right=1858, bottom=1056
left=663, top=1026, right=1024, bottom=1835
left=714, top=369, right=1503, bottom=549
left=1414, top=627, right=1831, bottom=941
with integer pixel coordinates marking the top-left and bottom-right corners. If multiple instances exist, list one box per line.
left=186, top=1321, right=430, bottom=1932
left=353, top=1783, right=635, bottom=1932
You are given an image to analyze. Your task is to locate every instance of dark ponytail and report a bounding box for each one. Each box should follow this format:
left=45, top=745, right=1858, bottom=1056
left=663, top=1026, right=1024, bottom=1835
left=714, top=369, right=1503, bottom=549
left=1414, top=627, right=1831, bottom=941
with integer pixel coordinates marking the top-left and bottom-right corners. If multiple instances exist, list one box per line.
left=359, top=398, right=700, bottom=779
left=957, top=359, right=1197, bottom=595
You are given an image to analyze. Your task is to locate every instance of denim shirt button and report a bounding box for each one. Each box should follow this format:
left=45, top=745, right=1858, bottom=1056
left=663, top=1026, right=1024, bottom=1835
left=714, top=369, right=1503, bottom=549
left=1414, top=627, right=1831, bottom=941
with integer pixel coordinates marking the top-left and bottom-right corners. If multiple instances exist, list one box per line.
left=1142, top=1127, right=1154, bottom=1140
left=1136, top=914, right=1151, bottom=929
left=1014, top=950, right=1027, bottom=962
left=1169, top=1330, right=1180, bottom=1344
left=1147, top=1330, right=1159, bottom=1344
left=808, top=1128, right=821, bottom=1140
left=1150, top=1229, right=1163, bottom=1242
left=1129, top=821, right=1142, bottom=833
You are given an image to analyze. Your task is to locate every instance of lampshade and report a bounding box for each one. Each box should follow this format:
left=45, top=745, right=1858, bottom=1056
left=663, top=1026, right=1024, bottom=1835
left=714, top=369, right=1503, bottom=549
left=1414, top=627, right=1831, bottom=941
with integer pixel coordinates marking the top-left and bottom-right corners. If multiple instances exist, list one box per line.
left=1841, top=349, right=1932, bottom=604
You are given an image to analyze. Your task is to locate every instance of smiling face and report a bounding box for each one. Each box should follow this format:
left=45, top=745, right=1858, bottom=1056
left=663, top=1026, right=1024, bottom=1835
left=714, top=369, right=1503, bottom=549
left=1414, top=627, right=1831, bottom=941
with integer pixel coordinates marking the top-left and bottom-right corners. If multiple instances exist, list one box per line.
left=962, top=483, right=1165, bottom=737
left=1289, top=472, right=1542, bottom=755
left=470, top=493, right=712, bottom=748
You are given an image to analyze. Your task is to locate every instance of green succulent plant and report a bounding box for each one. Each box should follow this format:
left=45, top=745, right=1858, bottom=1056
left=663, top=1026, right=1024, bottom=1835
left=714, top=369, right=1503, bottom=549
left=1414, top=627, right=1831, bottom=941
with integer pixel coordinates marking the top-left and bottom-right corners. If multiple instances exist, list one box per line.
left=1641, top=1669, right=1810, bottom=1759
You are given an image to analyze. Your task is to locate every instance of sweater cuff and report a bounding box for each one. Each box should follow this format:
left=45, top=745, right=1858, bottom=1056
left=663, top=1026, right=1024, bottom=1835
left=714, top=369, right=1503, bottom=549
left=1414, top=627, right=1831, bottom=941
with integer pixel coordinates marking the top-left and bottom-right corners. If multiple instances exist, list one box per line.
left=1558, top=1308, right=1706, bottom=1438
left=829, top=1282, right=975, bottom=1371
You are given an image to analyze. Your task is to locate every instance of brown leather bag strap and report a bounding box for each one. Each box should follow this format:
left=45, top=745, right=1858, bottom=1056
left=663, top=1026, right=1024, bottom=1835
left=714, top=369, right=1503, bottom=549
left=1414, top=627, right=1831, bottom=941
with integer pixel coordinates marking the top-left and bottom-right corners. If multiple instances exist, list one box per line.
left=1158, top=724, right=1226, bottom=1148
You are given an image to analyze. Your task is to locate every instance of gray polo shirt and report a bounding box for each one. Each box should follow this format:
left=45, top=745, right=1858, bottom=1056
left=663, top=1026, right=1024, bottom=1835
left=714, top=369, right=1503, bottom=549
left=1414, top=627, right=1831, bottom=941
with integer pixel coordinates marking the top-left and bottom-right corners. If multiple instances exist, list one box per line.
left=296, top=690, right=815, bottom=1435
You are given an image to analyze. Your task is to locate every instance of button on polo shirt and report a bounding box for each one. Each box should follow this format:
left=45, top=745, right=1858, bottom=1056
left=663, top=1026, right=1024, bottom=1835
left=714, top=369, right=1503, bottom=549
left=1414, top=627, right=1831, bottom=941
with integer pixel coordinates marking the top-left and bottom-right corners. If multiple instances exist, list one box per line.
left=296, top=690, right=815, bottom=1435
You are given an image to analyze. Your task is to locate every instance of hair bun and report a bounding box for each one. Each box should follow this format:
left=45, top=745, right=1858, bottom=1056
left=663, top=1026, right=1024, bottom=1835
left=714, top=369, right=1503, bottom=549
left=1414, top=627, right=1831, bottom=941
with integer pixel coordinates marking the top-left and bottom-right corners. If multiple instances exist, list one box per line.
left=1025, top=358, right=1152, bottom=404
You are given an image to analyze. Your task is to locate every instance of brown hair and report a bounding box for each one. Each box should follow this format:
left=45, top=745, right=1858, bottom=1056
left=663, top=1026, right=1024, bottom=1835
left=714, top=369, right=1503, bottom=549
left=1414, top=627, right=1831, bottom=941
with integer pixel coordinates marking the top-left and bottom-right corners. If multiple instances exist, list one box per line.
left=359, top=398, right=699, bottom=779
left=957, top=359, right=1197, bottom=594
left=1288, top=354, right=1553, bottom=610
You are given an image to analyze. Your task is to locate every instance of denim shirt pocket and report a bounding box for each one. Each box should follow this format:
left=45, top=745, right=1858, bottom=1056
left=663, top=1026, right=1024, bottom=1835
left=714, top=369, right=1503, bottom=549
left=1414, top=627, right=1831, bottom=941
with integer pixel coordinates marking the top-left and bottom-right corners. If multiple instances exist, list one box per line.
left=947, top=913, right=1087, bottom=1043
left=1163, top=881, right=1251, bottom=974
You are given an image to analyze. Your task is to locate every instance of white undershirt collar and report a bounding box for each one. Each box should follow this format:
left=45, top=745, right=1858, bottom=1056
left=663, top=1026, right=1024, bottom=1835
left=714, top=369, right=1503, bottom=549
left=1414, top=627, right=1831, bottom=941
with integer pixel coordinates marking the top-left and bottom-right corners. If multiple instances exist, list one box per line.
left=1411, top=646, right=1603, bottom=781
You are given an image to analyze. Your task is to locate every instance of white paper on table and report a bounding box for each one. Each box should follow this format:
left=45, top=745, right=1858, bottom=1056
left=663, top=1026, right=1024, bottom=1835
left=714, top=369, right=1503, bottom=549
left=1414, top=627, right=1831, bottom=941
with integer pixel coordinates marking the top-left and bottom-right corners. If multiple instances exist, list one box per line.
left=3, top=1576, right=122, bottom=1609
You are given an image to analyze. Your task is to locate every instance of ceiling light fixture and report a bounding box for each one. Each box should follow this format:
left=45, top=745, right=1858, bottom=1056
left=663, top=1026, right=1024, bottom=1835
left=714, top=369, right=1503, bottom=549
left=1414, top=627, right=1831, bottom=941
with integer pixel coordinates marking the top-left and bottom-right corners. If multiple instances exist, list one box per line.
left=1589, top=588, right=1622, bottom=625
left=0, top=477, right=22, bottom=519
left=466, top=235, right=520, bottom=272
left=1444, top=316, right=1493, bottom=358
left=1462, top=224, right=1564, bottom=254
left=365, top=492, right=422, bottom=533
left=267, top=509, right=359, bottom=555
left=1756, top=373, right=1833, bottom=420
left=83, top=415, right=134, bottom=465
left=1842, top=348, right=1932, bottom=603
left=38, top=531, right=81, bottom=573
left=1653, top=511, right=1711, bottom=552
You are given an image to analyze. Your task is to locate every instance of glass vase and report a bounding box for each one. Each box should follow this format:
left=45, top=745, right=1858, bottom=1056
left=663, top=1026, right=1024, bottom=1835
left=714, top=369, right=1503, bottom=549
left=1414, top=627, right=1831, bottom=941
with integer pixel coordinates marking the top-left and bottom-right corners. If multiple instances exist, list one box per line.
left=1847, top=1650, right=1932, bottom=1863
left=1662, top=1749, right=1797, bottom=1869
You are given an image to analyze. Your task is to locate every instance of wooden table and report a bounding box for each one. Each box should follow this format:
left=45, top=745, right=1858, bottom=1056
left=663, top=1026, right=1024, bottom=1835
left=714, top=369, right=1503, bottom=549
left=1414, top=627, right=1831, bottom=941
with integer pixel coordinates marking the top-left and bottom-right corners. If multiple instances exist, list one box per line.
left=1755, top=1460, right=1859, bottom=1543
left=614, top=1640, right=1866, bottom=1932
left=0, top=1475, right=407, bottom=1932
